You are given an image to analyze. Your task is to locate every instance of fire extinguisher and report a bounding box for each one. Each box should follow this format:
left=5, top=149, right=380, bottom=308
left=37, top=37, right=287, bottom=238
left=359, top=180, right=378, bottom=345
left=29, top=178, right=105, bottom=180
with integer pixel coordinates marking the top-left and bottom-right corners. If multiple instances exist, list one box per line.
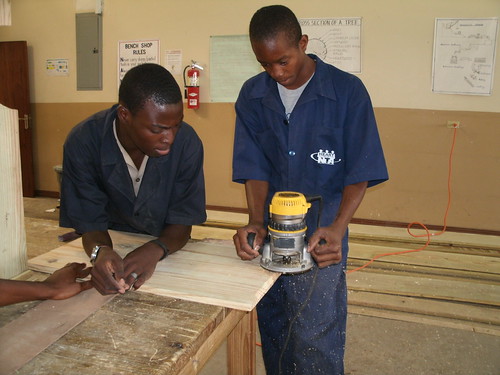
left=183, top=61, right=204, bottom=109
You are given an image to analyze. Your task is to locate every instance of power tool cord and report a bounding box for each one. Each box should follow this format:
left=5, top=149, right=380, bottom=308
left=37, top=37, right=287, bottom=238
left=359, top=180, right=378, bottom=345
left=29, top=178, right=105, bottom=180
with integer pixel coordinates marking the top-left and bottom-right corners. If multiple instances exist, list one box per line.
left=277, top=195, right=323, bottom=374
left=347, top=127, right=458, bottom=274
left=277, top=266, right=319, bottom=375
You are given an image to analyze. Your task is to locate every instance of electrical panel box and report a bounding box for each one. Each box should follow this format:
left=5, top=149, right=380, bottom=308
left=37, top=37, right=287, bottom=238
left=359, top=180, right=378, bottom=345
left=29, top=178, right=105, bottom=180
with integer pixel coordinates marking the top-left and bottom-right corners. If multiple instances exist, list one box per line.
left=76, top=13, right=102, bottom=90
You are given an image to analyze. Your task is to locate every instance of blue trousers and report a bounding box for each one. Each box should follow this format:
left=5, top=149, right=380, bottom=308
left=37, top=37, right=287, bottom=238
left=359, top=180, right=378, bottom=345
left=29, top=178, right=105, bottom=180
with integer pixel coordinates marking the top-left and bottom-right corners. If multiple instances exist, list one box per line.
left=257, top=261, right=347, bottom=375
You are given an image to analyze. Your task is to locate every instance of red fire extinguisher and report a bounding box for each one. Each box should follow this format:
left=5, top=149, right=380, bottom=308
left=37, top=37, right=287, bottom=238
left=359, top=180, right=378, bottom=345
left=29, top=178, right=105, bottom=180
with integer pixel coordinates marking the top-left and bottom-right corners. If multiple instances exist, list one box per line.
left=183, top=61, right=204, bottom=109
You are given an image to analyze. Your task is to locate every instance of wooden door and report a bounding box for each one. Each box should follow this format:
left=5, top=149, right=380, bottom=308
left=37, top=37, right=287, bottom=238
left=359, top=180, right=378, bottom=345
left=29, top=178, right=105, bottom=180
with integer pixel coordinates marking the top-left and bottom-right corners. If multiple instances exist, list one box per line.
left=0, top=41, right=35, bottom=197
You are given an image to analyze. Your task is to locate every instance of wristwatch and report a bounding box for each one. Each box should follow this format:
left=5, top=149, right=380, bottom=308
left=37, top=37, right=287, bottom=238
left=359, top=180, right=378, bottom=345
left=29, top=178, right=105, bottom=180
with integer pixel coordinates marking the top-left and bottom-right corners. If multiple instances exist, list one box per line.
left=90, top=245, right=107, bottom=264
left=149, top=239, right=169, bottom=261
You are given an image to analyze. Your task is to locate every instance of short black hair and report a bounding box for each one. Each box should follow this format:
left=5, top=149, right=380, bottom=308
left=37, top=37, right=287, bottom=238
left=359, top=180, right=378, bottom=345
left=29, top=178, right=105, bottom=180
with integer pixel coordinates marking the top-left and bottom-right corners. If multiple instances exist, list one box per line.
left=119, top=63, right=182, bottom=115
left=249, top=5, right=302, bottom=47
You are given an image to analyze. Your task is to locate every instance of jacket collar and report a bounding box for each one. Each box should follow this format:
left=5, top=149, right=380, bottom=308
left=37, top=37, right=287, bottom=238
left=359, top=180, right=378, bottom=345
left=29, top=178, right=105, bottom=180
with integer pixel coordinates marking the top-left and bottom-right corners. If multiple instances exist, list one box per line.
left=100, top=105, right=175, bottom=206
left=256, top=54, right=337, bottom=115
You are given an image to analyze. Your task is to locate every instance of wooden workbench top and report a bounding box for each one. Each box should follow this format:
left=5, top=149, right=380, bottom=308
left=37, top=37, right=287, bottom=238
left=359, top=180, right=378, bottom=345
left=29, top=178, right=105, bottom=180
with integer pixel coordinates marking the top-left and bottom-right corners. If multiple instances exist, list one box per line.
left=0, top=286, right=237, bottom=375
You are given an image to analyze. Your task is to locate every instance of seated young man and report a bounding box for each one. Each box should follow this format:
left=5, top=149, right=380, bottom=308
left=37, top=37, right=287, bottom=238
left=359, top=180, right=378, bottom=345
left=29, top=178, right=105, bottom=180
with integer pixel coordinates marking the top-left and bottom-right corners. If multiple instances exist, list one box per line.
left=60, top=64, right=206, bottom=295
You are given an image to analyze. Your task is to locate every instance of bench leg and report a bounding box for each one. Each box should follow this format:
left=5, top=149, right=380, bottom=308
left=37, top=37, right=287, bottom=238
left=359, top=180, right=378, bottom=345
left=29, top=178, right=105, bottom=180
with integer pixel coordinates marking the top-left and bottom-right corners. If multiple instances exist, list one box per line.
left=227, top=308, right=257, bottom=375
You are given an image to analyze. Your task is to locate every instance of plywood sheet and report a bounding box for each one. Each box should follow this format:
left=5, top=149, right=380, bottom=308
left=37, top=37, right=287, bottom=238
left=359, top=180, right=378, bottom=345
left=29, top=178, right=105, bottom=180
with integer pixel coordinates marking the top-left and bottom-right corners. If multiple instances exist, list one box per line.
left=0, top=104, right=26, bottom=279
left=28, top=230, right=280, bottom=311
left=0, top=289, right=114, bottom=374
left=8, top=292, right=227, bottom=375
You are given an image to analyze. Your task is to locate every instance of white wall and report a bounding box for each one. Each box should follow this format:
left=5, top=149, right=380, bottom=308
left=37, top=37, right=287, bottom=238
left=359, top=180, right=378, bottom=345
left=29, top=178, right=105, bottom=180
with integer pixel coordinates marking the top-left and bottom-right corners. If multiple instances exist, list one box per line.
left=1, top=0, right=499, bottom=112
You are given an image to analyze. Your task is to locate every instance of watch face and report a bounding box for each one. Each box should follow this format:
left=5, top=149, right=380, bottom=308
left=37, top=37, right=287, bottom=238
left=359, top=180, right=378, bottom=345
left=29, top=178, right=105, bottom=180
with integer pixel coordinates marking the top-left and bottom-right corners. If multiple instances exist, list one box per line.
left=91, top=246, right=100, bottom=262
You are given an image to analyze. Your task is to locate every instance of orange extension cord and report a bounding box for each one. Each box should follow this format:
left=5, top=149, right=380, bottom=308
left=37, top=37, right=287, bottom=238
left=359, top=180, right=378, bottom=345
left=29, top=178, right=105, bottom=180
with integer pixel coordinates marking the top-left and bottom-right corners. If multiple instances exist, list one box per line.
left=347, top=126, right=458, bottom=274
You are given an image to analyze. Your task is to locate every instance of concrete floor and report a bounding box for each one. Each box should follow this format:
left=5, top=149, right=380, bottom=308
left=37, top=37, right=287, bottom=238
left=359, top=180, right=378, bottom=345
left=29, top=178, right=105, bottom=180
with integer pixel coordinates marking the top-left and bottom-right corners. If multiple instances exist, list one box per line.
left=24, top=197, right=500, bottom=375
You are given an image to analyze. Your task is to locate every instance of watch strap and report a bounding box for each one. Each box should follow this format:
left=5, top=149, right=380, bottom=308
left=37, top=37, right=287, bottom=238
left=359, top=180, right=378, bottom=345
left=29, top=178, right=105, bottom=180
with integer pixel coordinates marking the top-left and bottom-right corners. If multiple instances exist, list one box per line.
left=90, top=245, right=108, bottom=264
left=149, top=239, right=169, bottom=261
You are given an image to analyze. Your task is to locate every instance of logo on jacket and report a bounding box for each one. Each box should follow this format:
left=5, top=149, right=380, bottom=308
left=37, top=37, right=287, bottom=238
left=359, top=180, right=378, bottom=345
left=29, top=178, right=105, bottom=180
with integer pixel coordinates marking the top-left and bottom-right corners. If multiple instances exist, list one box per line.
left=310, top=149, right=341, bottom=165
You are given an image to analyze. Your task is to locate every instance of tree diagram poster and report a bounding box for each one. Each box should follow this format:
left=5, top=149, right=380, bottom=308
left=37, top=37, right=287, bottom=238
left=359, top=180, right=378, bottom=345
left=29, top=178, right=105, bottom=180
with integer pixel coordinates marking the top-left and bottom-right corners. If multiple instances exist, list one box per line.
left=432, top=18, right=498, bottom=96
left=299, top=17, right=362, bottom=73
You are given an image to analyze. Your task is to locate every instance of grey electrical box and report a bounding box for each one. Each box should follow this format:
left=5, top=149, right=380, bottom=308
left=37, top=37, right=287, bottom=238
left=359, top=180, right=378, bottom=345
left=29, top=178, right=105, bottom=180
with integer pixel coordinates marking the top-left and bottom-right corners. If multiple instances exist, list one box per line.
left=76, top=13, right=102, bottom=90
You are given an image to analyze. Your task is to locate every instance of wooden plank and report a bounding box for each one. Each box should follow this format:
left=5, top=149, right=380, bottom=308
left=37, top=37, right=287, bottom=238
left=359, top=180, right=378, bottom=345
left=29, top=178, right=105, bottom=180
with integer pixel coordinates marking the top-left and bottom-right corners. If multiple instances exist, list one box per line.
left=0, top=288, right=114, bottom=375
left=348, top=290, right=500, bottom=326
left=348, top=259, right=500, bottom=284
left=191, top=225, right=235, bottom=241
left=0, top=104, right=26, bottom=279
left=27, top=230, right=280, bottom=311
left=12, top=269, right=48, bottom=282
left=206, top=210, right=247, bottom=228
left=202, top=212, right=500, bottom=251
left=346, top=271, right=500, bottom=306
left=348, top=242, right=500, bottom=275
left=348, top=305, right=500, bottom=336
left=348, top=223, right=500, bottom=250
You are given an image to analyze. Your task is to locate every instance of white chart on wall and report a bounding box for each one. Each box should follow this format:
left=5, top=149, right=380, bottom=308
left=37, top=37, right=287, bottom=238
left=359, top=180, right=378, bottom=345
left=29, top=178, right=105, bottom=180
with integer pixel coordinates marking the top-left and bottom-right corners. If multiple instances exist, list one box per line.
left=432, top=18, right=498, bottom=96
left=299, top=17, right=362, bottom=74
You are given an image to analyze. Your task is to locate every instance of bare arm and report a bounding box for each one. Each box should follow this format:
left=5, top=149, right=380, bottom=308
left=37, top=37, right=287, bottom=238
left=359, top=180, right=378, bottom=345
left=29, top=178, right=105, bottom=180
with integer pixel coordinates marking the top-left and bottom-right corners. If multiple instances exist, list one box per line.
left=121, top=223, right=192, bottom=290
left=233, top=179, right=269, bottom=260
left=157, top=223, right=192, bottom=254
left=82, top=230, right=127, bottom=295
left=0, top=263, right=92, bottom=307
left=84, top=223, right=192, bottom=295
left=308, top=181, right=368, bottom=268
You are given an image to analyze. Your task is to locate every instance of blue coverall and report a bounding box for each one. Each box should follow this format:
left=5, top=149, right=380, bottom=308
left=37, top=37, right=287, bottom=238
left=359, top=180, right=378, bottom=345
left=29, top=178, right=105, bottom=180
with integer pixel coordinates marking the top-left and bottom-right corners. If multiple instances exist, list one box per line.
left=233, top=55, right=388, bottom=374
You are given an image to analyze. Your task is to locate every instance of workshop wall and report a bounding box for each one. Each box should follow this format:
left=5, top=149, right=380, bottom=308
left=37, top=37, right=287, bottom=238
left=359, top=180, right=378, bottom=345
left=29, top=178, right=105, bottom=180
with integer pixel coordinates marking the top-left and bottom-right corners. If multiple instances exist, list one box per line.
left=1, top=0, right=499, bottom=232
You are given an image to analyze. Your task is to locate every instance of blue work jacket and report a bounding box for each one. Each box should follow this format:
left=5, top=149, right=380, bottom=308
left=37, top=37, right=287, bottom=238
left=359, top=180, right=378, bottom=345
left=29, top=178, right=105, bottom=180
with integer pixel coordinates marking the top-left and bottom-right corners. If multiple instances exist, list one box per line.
left=60, top=105, right=206, bottom=237
left=232, top=55, right=388, bottom=234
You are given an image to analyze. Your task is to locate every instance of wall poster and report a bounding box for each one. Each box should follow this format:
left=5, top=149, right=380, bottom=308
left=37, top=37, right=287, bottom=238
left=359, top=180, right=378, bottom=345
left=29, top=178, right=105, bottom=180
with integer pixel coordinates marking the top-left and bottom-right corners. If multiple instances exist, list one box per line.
left=118, top=39, right=160, bottom=86
left=299, top=17, right=362, bottom=73
left=432, top=18, right=498, bottom=95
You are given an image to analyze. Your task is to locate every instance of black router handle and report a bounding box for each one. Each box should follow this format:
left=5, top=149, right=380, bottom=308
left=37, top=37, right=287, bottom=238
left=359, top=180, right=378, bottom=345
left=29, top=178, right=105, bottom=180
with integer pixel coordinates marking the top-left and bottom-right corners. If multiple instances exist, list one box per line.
left=247, top=232, right=263, bottom=255
left=247, top=232, right=256, bottom=248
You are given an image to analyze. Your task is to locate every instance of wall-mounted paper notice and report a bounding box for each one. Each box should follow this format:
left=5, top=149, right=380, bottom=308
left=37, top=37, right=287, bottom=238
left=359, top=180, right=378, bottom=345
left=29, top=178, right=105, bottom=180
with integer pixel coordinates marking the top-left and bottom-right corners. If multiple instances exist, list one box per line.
left=46, top=59, right=69, bottom=76
left=299, top=17, right=362, bottom=74
left=0, top=0, right=11, bottom=26
left=210, top=35, right=262, bottom=103
left=165, top=50, right=182, bottom=75
left=432, top=18, right=499, bottom=96
left=118, top=39, right=160, bottom=86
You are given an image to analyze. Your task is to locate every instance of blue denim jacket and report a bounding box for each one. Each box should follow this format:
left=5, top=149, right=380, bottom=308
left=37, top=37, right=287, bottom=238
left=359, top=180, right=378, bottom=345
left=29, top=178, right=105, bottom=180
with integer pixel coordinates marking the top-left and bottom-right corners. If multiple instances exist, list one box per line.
left=233, top=55, right=388, bottom=236
left=60, top=104, right=206, bottom=236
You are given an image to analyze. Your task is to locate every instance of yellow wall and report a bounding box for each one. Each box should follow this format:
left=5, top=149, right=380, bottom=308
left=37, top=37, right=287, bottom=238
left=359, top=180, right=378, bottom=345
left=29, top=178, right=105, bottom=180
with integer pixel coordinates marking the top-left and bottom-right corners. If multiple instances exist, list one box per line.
left=2, top=0, right=500, bottom=232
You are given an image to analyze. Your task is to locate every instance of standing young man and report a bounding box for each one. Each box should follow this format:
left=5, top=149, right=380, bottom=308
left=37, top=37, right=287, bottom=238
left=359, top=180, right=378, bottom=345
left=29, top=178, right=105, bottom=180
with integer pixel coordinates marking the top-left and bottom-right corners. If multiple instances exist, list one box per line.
left=60, top=64, right=206, bottom=295
left=232, top=5, right=388, bottom=374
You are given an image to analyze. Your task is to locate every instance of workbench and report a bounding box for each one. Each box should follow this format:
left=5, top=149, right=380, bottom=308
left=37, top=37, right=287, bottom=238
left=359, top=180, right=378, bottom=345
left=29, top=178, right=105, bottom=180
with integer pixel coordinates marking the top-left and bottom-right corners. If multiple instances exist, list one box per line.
left=0, top=230, right=279, bottom=375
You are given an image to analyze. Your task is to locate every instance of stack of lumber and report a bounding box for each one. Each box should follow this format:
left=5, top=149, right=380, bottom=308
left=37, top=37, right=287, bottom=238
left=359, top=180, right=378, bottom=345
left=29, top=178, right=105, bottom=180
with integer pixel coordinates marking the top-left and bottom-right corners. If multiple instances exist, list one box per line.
left=199, top=210, right=500, bottom=336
